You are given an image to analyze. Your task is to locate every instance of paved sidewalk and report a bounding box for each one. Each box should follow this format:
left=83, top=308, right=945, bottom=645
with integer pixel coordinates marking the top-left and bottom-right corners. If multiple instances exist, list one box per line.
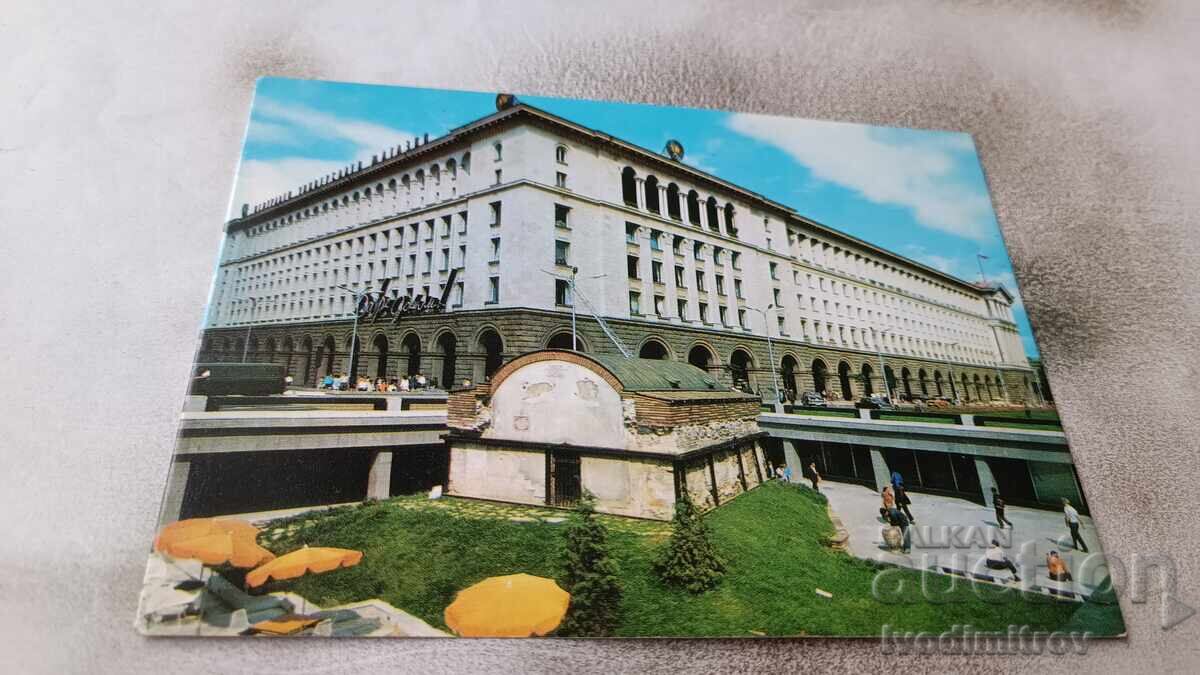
left=817, top=480, right=1102, bottom=592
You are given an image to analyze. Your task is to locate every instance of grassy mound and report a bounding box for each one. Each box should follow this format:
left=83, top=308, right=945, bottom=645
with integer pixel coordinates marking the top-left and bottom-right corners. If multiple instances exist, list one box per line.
left=258, top=482, right=1121, bottom=637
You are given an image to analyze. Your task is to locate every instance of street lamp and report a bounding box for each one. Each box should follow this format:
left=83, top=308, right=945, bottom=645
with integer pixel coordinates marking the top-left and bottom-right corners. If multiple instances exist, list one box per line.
left=241, top=297, right=258, bottom=362
left=747, top=305, right=781, bottom=407
left=336, top=282, right=372, bottom=386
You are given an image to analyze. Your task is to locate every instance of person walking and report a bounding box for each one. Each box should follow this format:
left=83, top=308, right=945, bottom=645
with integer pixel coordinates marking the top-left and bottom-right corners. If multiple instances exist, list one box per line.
left=887, top=506, right=911, bottom=553
left=984, top=539, right=1021, bottom=582
left=991, top=487, right=1014, bottom=529
left=774, top=465, right=785, bottom=482
left=1063, top=498, right=1088, bottom=552
left=879, top=486, right=895, bottom=520
left=808, top=462, right=821, bottom=492
left=893, top=481, right=915, bottom=523
left=783, top=465, right=793, bottom=483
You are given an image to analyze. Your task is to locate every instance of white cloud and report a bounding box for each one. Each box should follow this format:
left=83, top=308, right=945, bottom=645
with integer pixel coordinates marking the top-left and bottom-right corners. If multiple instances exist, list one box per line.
left=253, top=98, right=414, bottom=152
left=228, top=157, right=346, bottom=218
left=683, top=152, right=718, bottom=175
left=228, top=98, right=415, bottom=217
left=902, top=244, right=1027, bottom=311
left=726, top=113, right=993, bottom=241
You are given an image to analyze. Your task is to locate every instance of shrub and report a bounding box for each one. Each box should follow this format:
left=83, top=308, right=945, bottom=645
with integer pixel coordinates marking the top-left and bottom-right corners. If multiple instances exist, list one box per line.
left=558, top=493, right=623, bottom=636
left=654, top=491, right=726, bottom=593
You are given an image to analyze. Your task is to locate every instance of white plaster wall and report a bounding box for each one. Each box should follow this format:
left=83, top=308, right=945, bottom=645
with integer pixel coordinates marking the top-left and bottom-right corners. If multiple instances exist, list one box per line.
left=447, top=444, right=546, bottom=505
left=582, top=454, right=676, bottom=520
left=485, top=360, right=626, bottom=447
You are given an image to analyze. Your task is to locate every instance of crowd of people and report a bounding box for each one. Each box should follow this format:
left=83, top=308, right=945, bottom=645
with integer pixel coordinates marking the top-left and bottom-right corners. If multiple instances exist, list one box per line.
left=872, top=471, right=1088, bottom=589
left=317, top=372, right=443, bottom=392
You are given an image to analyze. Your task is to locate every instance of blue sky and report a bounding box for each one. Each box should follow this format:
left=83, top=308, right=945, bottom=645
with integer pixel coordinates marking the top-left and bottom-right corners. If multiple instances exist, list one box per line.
left=231, top=77, right=1038, bottom=357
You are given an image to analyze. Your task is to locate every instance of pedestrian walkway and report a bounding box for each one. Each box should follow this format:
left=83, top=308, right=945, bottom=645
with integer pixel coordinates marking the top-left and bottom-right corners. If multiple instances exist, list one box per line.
left=817, top=480, right=1101, bottom=594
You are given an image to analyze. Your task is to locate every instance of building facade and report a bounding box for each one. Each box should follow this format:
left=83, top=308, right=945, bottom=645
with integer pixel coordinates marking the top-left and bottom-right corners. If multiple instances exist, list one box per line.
left=198, top=101, right=1039, bottom=403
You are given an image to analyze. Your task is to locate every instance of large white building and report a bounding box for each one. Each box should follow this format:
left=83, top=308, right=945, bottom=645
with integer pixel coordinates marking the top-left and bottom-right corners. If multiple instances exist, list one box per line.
left=200, top=99, right=1038, bottom=404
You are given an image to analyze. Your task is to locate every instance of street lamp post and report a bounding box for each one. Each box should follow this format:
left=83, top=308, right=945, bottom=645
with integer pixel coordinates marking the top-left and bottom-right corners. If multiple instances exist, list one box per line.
left=748, top=305, right=781, bottom=408
left=336, top=283, right=371, bottom=386
left=241, top=297, right=258, bottom=363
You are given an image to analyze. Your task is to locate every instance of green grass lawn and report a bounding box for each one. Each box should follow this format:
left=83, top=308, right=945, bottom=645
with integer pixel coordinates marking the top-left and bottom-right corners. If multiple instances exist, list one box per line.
left=257, top=483, right=1121, bottom=637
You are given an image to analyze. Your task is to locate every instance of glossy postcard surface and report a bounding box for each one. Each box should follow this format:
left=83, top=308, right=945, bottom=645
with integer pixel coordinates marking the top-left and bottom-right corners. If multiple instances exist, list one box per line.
left=137, top=79, right=1122, bottom=641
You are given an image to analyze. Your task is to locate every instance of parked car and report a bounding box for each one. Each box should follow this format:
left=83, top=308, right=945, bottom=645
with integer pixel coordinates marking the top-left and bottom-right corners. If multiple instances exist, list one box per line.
left=855, top=395, right=895, bottom=410
left=800, top=391, right=826, bottom=407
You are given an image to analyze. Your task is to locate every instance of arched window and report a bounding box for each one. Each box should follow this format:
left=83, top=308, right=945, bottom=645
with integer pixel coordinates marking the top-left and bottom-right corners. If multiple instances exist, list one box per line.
left=430, top=164, right=441, bottom=184
left=837, top=361, right=853, bottom=401
left=666, top=183, right=681, bottom=220
left=477, top=329, right=504, bottom=379
left=493, top=142, right=503, bottom=161
left=918, top=369, right=929, bottom=395
left=686, top=190, right=701, bottom=225
left=860, top=363, right=875, bottom=397
left=705, top=196, right=720, bottom=232
left=415, top=169, right=425, bottom=187
left=461, top=152, right=471, bottom=174
left=401, top=175, right=411, bottom=191
left=547, top=331, right=584, bottom=351
left=555, top=145, right=568, bottom=164
left=644, top=175, right=660, bottom=214
left=387, top=178, right=397, bottom=191
left=621, top=167, right=638, bottom=207
left=638, top=339, right=669, bottom=360
left=724, top=203, right=737, bottom=236
left=811, top=359, right=829, bottom=395
left=688, top=345, right=714, bottom=372
left=934, top=371, right=944, bottom=396
left=375, top=183, right=384, bottom=195
left=730, top=350, right=753, bottom=391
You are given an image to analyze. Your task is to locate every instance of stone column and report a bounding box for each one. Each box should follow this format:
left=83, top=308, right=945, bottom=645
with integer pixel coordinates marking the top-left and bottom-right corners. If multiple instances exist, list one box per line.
left=366, top=451, right=393, bottom=500
left=159, top=458, right=193, bottom=525
left=635, top=178, right=646, bottom=210
left=869, top=448, right=890, bottom=492
left=658, top=185, right=669, bottom=215
left=975, top=457, right=997, bottom=507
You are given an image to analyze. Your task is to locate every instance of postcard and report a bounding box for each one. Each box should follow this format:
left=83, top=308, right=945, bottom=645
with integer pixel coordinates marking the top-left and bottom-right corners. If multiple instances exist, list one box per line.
left=137, top=78, right=1123, bottom=641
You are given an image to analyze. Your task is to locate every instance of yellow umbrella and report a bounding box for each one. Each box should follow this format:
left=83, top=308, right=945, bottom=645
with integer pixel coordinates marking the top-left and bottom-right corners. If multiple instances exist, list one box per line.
left=245, top=545, right=363, bottom=588
left=444, top=573, right=570, bottom=637
left=154, top=518, right=274, bottom=568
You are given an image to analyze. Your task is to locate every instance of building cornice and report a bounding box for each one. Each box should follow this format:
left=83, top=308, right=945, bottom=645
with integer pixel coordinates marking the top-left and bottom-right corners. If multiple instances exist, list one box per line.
left=225, top=101, right=1001, bottom=297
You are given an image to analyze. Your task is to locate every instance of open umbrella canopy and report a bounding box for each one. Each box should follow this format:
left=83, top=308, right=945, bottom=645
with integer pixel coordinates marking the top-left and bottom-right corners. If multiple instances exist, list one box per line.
left=444, top=573, right=570, bottom=637
left=155, top=518, right=260, bottom=548
left=245, top=546, right=363, bottom=588
left=154, top=518, right=274, bottom=568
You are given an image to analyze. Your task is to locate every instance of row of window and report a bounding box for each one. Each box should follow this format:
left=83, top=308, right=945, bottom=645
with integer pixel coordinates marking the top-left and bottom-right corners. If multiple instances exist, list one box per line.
left=620, top=167, right=738, bottom=238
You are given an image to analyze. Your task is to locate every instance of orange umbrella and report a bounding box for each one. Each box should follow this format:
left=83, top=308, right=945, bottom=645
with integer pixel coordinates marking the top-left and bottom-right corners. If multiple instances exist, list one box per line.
left=444, top=573, right=570, bottom=637
left=154, top=518, right=274, bottom=568
left=156, top=518, right=260, bottom=548
left=245, top=545, right=363, bottom=588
